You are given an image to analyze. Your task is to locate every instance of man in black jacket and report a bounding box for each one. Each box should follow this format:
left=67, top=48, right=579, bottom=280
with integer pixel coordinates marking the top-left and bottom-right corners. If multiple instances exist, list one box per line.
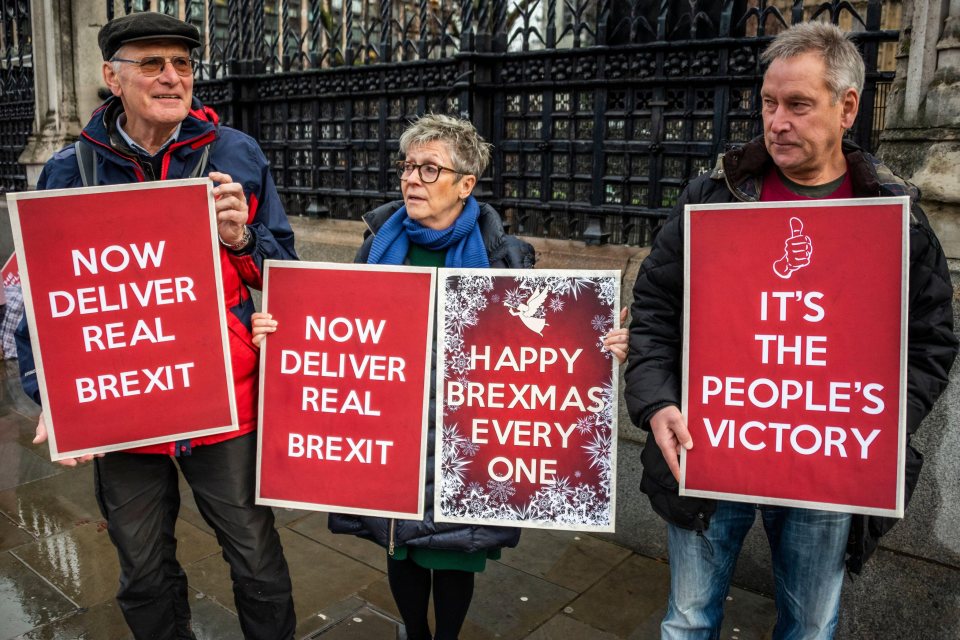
left=625, top=22, right=957, bottom=639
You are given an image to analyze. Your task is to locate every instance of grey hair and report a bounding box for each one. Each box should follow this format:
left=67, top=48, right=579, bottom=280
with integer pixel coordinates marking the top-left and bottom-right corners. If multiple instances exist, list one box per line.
left=399, top=113, right=492, bottom=178
left=110, top=44, right=128, bottom=74
left=760, top=21, right=865, bottom=102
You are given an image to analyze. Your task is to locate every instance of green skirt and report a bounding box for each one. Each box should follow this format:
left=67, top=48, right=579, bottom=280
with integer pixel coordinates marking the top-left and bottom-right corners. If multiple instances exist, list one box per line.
left=391, top=545, right=502, bottom=572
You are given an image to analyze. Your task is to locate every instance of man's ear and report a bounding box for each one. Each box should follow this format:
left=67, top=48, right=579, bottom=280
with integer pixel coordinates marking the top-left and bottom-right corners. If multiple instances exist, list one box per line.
left=103, top=61, right=122, bottom=97
left=840, top=88, right=859, bottom=130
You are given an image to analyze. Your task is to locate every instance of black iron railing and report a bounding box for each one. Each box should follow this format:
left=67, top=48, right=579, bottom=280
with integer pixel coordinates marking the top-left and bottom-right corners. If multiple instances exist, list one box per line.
left=6, top=1, right=900, bottom=245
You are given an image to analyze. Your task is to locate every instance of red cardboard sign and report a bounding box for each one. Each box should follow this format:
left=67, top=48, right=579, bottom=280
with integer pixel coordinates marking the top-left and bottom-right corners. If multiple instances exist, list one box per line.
left=681, top=197, right=908, bottom=517
left=2, top=252, right=19, bottom=287
left=256, top=262, right=435, bottom=518
left=6, top=179, right=237, bottom=459
left=435, top=269, right=619, bottom=532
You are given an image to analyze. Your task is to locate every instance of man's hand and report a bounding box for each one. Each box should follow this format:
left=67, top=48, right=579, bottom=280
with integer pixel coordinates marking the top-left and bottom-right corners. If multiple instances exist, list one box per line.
left=33, top=414, right=103, bottom=467
left=209, top=171, right=249, bottom=248
left=649, top=405, right=693, bottom=482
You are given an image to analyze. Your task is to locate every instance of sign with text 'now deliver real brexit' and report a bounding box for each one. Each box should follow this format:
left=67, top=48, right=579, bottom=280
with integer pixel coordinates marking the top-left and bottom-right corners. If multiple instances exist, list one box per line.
left=681, top=197, right=909, bottom=517
left=7, top=179, right=237, bottom=460
left=256, top=262, right=434, bottom=519
left=435, top=269, right=620, bottom=532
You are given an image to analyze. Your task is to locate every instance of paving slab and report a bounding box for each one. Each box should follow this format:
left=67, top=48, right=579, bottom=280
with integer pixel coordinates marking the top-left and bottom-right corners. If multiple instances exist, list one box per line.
left=309, top=606, right=399, bottom=639
left=187, top=593, right=245, bottom=640
left=524, top=613, right=620, bottom=639
left=0, top=441, right=61, bottom=492
left=497, top=528, right=631, bottom=592
left=465, top=559, right=578, bottom=639
left=12, top=518, right=219, bottom=609
left=288, top=512, right=387, bottom=571
left=0, top=464, right=100, bottom=539
left=0, top=551, right=76, bottom=640
left=565, top=554, right=671, bottom=637
left=16, top=599, right=132, bottom=640
left=185, top=528, right=384, bottom=639
left=0, top=513, right=32, bottom=552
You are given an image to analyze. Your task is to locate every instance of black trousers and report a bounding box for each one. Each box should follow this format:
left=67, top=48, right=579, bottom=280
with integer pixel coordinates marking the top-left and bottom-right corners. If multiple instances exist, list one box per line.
left=94, top=432, right=296, bottom=640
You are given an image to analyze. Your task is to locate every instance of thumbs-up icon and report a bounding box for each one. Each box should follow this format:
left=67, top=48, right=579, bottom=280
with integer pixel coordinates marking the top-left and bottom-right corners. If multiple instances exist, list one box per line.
left=773, top=216, right=812, bottom=279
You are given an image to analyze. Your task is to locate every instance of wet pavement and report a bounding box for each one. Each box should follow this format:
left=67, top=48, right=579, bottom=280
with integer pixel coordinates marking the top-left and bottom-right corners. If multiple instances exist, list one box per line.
left=0, top=360, right=777, bottom=639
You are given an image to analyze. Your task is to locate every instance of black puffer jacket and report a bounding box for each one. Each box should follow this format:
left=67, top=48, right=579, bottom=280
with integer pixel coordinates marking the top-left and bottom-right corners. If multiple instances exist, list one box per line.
left=328, top=200, right=534, bottom=553
left=624, top=137, right=958, bottom=574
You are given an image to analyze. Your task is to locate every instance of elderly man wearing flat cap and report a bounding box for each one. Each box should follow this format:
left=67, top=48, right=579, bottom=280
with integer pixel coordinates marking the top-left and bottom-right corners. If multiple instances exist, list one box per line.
left=15, top=11, right=297, bottom=640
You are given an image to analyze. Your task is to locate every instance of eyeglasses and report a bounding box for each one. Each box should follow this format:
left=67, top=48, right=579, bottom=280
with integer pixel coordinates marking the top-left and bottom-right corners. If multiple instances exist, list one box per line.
left=396, top=161, right=465, bottom=184
left=111, top=55, right=194, bottom=77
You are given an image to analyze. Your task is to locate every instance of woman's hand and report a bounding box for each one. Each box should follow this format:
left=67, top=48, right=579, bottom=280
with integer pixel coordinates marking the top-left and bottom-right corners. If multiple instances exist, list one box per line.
left=252, top=312, right=278, bottom=347
left=603, top=307, right=630, bottom=364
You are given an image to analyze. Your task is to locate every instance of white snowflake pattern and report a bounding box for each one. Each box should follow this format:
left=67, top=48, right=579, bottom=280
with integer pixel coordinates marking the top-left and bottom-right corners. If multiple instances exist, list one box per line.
left=486, top=479, right=517, bottom=503
left=575, top=416, right=593, bottom=435
left=591, top=314, right=611, bottom=332
left=548, top=297, right=565, bottom=312
left=503, top=287, right=526, bottom=308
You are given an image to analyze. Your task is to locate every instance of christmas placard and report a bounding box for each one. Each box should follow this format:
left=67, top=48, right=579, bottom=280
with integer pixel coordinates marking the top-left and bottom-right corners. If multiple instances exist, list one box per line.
left=256, top=261, right=435, bottom=519
left=435, top=269, right=620, bottom=531
left=6, top=179, right=237, bottom=459
left=682, top=197, right=908, bottom=517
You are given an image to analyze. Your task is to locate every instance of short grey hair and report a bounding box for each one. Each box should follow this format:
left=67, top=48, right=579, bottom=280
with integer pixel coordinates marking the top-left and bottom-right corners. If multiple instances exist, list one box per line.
left=761, top=22, right=865, bottom=102
left=399, top=114, right=492, bottom=178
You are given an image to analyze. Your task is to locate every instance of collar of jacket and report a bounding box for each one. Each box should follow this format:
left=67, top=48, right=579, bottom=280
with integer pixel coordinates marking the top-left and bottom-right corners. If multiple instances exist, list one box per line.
left=80, top=95, right=219, bottom=170
left=710, top=136, right=920, bottom=208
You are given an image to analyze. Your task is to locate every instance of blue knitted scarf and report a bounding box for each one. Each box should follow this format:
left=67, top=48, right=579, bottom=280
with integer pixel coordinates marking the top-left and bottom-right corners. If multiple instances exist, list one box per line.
left=366, top=196, right=490, bottom=268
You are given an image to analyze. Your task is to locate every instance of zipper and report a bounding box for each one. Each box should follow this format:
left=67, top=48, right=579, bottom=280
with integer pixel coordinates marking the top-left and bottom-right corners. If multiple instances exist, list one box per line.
left=388, top=519, right=396, bottom=556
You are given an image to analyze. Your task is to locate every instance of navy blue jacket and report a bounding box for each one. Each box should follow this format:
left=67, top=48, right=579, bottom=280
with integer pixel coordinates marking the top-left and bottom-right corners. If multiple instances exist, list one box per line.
left=16, top=96, right=297, bottom=454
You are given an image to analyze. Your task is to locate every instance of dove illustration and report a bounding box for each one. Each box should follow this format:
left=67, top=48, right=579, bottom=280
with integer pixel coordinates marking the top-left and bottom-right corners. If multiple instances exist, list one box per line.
left=505, top=287, right=549, bottom=335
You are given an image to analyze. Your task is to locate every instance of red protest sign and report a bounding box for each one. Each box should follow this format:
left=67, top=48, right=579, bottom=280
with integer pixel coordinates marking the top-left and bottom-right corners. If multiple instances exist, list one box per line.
left=435, top=269, right=619, bottom=532
left=256, top=262, right=434, bottom=518
left=681, top=197, right=908, bottom=517
left=2, top=252, right=19, bottom=287
left=7, top=179, right=237, bottom=459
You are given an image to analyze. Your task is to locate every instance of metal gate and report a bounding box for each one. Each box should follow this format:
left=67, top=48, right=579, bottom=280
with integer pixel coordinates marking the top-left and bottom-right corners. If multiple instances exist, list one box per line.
left=102, top=1, right=900, bottom=245
left=0, top=0, right=33, bottom=194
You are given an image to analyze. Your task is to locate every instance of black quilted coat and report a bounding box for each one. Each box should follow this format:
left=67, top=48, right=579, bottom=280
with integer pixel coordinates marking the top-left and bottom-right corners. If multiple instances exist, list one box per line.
left=328, top=200, right=534, bottom=554
left=624, top=137, right=958, bottom=574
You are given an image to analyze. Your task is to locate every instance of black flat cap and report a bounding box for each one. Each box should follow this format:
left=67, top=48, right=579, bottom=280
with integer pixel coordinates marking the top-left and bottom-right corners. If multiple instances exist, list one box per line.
left=98, top=12, right=201, bottom=60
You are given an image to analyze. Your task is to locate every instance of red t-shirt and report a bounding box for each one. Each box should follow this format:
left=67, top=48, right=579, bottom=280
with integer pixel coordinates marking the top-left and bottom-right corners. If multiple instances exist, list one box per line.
left=760, top=165, right=853, bottom=201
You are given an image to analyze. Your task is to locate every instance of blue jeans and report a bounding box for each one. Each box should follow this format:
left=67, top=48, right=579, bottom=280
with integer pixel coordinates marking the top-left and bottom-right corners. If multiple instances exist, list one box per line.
left=663, top=501, right=851, bottom=640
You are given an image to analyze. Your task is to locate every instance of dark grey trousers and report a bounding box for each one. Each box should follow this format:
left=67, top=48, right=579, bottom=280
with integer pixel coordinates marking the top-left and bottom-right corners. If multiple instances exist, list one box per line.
left=94, top=432, right=295, bottom=640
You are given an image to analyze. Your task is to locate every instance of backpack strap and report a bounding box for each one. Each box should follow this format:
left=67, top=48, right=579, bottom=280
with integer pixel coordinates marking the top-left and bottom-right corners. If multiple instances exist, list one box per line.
left=189, top=144, right=211, bottom=179
left=74, top=139, right=97, bottom=187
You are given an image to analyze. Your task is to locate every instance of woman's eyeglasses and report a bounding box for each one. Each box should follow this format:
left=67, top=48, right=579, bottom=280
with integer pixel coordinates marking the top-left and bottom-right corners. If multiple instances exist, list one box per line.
left=111, top=55, right=194, bottom=77
left=396, top=161, right=465, bottom=184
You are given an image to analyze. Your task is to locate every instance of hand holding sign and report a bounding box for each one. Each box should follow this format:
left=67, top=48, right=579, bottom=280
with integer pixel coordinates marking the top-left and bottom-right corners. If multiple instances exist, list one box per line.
left=650, top=405, right=692, bottom=482
left=32, top=414, right=103, bottom=467
left=210, top=171, right=249, bottom=248
left=773, top=217, right=812, bottom=279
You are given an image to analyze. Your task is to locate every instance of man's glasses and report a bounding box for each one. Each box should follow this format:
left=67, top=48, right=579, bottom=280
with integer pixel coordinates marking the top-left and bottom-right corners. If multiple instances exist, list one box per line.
left=111, top=55, right=194, bottom=77
left=396, top=161, right=465, bottom=184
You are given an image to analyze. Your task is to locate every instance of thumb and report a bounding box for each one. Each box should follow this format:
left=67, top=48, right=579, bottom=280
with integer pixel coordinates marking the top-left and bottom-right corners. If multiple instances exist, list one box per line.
left=619, top=306, right=628, bottom=326
left=789, top=216, right=803, bottom=237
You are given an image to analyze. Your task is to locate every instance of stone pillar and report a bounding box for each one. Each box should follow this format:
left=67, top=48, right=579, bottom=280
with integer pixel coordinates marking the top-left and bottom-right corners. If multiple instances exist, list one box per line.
left=879, top=0, right=960, bottom=258
left=17, top=0, right=106, bottom=188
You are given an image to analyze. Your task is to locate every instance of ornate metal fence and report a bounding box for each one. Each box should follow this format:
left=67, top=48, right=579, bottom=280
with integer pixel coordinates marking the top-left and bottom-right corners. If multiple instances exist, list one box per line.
left=104, top=1, right=898, bottom=245
left=0, top=0, right=33, bottom=194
